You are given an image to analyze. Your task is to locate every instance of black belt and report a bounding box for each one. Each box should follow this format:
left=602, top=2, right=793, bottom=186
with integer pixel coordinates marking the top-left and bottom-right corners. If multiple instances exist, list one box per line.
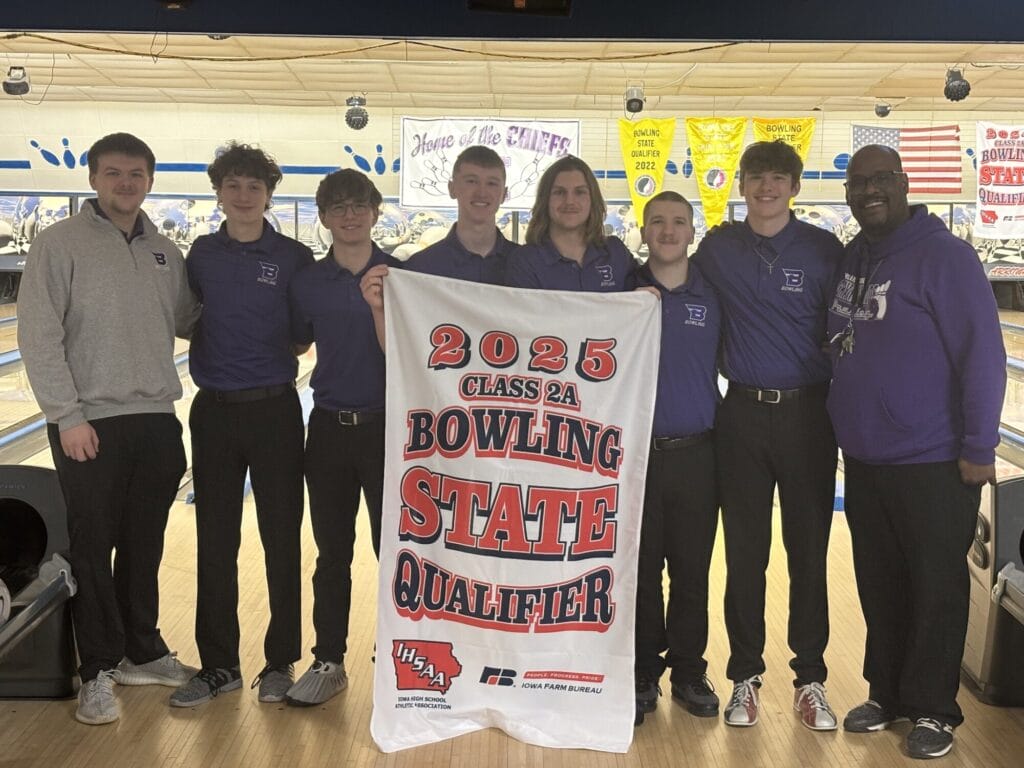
left=317, top=406, right=384, bottom=426
left=728, top=382, right=828, bottom=404
left=653, top=430, right=713, bottom=451
left=204, top=382, right=293, bottom=404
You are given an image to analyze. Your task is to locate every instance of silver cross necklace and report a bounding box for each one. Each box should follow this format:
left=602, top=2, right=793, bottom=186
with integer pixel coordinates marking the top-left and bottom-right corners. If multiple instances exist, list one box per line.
left=753, top=237, right=781, bottom=274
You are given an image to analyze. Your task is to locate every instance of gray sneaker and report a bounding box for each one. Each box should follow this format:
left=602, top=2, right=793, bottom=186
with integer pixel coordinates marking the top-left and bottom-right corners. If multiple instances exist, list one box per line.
left=252, top=663, right=294, bottom=703
left=169, top=667, right=242, bottom=707
left=286, top=660, right=348, bottom=707
left=76, top=670, right=120, bottom=725
left=114, top=651, right=198, bottom=687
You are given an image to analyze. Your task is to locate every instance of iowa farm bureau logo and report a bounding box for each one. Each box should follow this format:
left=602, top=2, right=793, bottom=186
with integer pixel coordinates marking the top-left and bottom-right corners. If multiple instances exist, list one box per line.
left=479, top=665, right=606, bottom=695
left=480, top=666, right=517, bottom=686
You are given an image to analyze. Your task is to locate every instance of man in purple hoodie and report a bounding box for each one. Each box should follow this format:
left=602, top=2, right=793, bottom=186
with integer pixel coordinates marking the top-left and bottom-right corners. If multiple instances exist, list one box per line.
left=827, top=144, right=1006, bottom=760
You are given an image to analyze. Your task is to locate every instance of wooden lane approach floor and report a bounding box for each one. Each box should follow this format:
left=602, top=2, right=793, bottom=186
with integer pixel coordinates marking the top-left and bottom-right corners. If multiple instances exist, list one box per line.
left=2, top=490, right=1023, bottom=767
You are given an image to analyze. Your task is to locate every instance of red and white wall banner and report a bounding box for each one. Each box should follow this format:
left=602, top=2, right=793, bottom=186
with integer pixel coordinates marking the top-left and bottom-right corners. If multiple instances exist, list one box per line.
left=371, top=270, right=660, bottom=753
left=400, top=117, right=581, bottom=209
left=975, top=121, right=1024, bottom=239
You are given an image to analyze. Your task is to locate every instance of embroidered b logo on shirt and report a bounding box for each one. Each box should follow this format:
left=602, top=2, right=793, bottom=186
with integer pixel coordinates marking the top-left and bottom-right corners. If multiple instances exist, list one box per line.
left=152, top=252, right=169, bottom=271
left=781, top=268, right=805, bottom=292
left=257, top=261, right=280, bottom=286
left=684, top=303, right=707, bottom=327
left=595, top=264, right=614, bottom=287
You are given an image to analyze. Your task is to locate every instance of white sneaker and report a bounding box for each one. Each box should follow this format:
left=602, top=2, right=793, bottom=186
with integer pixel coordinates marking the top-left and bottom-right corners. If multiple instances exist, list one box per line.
left=76, top=670, right=120, bottom=725
left=114, top=651, right=198, bottom=687
left=286, top=660, right=348, bottom=707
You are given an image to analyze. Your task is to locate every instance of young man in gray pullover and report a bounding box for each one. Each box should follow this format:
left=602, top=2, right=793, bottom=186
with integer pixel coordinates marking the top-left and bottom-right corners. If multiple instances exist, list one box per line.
left=17, top=132, right=200, bottom=725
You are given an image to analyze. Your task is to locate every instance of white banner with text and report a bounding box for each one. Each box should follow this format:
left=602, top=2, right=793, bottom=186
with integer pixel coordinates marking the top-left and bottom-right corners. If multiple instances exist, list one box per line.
left=371, top=270, right=659, bottom=753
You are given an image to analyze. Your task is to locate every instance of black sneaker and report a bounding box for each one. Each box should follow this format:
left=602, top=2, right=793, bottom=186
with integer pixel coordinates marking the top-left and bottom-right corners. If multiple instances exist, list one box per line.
left=843, top=699, right=905, bottom=732
left=671, top=675, right=719, bottom=717
left=634, top=673, right=660, bottom=726
left=906, top=718, right=954, bottom=759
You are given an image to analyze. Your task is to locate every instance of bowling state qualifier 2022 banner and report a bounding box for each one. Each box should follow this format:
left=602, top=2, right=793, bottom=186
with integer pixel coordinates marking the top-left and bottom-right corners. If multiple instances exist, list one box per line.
left=371, top=270, right=660, bottom=753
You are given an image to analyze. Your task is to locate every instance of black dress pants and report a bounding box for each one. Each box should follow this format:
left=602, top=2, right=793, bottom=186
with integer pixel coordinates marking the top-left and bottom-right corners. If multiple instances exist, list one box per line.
left=634, top=437, right=719, bottom=684
left=190, top=388, right=304, bottom=670
left=844, top=457, right=979, bottom=726
left=716, top=387, right=837, bottom=685
left=49, top=413, right=186, bottom=682
left=303, top=407, right=385, bottom=663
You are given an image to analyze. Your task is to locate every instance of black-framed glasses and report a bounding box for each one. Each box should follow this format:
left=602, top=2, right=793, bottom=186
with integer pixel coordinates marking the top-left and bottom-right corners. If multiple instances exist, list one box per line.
left=843, top=171, right=906, bottom=193
left=326, top=201, right=372, bottom=217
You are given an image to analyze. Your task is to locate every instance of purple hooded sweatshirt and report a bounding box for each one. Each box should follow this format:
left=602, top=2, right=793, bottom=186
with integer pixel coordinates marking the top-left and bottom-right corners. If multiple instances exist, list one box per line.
left=826, top=206, right=1006, bottom=466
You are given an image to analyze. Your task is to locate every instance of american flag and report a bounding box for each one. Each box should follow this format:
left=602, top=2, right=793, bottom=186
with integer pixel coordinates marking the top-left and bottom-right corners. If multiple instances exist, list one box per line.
left=851, top=124, right=962, bottom=195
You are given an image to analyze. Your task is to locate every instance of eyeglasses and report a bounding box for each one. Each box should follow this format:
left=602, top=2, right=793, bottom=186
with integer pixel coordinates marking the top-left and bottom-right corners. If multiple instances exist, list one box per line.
left=326, top=202, right=373, bottom=217
left=843, top=171, right=906, bottom=193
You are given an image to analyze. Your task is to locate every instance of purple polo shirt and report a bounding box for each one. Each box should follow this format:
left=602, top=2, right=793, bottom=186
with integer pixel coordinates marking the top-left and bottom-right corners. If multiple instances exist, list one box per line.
left=187, top=221, right=314, bottom=390
left=290, top=244, right=401, bottom=412
left=505, top=235, right=637, bottom=292
left=635, top=262, right=721, bottom=438
left=691, top=214, right=841, bottom=389
left=405, top=224, right=517, bottom=285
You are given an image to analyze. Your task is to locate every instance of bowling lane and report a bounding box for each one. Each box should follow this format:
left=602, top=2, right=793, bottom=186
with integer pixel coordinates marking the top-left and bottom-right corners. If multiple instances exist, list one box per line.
left=1002, top=309, right=1024, bottom=360
left=997, top=310, right=1024, bottom=438
left=0, top=320, right=17, bottom=355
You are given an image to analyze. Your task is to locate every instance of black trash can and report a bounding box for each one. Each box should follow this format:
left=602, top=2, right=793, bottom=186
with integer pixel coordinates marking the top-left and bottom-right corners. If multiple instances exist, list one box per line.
left=0, top=465, right=77, bottom=699
left=962, top=474, right=1024, bottom=706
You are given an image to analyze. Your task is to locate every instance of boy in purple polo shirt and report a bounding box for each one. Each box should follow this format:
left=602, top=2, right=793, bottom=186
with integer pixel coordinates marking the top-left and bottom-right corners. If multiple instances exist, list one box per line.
left=690, top=140, right=842, bottom=731
left=505, top=155, right=636, bottom=292
left=360, top=145, right=518, bottom=344
left=285, top=170, right=400, bottom=706
left=404, top=145, right=516, bottom=284
left=631, top=192, right=721, bottom=726
left=172, top=143, right=314, bottom=708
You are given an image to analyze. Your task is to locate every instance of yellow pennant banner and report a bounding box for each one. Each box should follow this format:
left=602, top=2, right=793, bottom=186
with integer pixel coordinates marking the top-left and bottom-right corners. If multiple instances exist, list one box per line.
left=684, top=117, right=748, bottom=228
left=752, top=117, right=817, bottom=164
left=618, top=118, right=677, bottom=221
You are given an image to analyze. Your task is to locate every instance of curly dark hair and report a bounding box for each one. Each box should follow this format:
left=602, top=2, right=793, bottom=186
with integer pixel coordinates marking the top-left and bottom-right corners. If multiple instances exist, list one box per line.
left=207, top=142, right=283, bottom=203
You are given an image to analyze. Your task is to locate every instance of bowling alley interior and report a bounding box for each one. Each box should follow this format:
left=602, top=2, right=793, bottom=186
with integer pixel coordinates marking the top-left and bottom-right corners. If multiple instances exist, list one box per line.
left=3, top=1, right=1024, bottom=766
